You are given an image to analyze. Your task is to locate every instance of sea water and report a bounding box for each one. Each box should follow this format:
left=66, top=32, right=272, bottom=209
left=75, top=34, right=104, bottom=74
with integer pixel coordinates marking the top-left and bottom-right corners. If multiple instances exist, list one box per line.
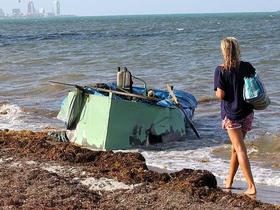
left=0, top=13, right=279, bottom=192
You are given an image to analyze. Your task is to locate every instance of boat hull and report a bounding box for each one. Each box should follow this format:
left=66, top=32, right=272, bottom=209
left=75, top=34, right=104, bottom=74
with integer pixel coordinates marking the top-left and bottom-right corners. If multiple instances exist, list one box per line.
left=58, top=90, right=187, bottom=150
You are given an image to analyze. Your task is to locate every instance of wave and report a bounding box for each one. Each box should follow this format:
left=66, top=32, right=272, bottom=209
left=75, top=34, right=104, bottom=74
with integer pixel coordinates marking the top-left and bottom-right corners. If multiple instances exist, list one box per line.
left=142, top=145, right=280, bottom=187
left=0, top=103, right=22, bottom=118
left=0, top=104, right=23, bottom=130
left=0, top=30, right=179, bottom=45
left=0, top=103, right=63, bottom=131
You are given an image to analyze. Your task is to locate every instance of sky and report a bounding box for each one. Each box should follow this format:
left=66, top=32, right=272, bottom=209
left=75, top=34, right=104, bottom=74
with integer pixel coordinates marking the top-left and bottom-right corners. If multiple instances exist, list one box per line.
left=0, top=0, right=279, bottom=16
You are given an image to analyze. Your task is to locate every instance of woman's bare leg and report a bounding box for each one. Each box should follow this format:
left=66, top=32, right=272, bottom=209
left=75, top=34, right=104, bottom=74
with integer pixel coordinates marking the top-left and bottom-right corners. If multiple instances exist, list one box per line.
left=225, top=146, right=239, bottom=188
left=227, top=128, right=256, bottom=195
left=225, top=131, right=247, bottom=188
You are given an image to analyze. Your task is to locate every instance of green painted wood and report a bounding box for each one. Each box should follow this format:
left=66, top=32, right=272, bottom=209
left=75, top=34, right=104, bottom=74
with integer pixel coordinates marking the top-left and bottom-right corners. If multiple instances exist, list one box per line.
left=74, top=94, right=112, bottom=149
left=58, top=90, right=187, bottom=150
left=105, top=98, right=186, bottom=149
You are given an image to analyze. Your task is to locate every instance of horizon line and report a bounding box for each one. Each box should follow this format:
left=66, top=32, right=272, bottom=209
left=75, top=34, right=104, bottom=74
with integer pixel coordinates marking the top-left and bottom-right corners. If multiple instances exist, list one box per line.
left=78, top=10, right=279, bottom=17
left=0, top=10, right=278, bottom=20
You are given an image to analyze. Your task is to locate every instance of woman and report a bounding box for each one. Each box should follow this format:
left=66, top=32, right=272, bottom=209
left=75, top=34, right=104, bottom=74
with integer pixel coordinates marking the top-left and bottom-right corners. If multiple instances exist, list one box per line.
left=214, top=37, right=256, bottom=195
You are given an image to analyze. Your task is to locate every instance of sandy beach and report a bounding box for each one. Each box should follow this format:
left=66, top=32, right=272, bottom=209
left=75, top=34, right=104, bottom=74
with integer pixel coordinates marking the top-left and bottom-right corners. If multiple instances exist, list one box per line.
left=0, top=130, right=279, bottom=209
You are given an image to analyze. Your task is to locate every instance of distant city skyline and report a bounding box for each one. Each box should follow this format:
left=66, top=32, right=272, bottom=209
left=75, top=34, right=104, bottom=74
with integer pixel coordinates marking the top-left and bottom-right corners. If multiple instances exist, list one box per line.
left=0, top=0, right=279, bottom=17
left=0, top=0, right=61, bottom=17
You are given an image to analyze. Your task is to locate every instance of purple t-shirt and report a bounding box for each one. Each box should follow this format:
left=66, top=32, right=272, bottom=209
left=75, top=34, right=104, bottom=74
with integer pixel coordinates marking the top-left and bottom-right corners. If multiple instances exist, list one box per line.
left=214, top=61, right=255, bottom=120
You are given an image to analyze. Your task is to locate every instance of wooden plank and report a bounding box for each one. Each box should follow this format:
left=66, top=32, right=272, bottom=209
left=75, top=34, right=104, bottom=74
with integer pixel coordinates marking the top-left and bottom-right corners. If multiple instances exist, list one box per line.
left=91, top=87, right=160, bottom=102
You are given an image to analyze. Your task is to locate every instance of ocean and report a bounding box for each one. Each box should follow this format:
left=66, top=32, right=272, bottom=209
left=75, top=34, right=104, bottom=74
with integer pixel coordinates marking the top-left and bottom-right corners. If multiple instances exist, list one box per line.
left=0, top=13, right=279, bottom=197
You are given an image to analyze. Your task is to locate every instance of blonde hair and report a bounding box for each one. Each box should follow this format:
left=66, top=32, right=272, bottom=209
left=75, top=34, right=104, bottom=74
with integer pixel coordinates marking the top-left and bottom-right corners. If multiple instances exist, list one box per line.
left=221, top=37, right=241, bottom=70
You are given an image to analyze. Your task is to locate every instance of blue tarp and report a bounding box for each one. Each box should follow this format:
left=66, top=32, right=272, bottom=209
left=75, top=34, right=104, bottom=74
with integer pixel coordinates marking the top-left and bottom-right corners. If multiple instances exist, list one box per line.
left=83, top=83, right=197, bottom=120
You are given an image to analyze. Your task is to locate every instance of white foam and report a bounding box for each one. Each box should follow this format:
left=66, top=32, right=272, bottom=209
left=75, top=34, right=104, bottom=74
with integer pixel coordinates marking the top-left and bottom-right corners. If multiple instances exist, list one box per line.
left=0, top=104, right=24, bottom=130
left=247, top=147, right=258, bottom=155
left=80, top=177, right=135, bottom=191
left=0, top=103, right=61, bottom=131
left=10, top=162, right=22, bottom=167
left=142, top=146, right=280, bottom=187
left=0, top=157, right=13, bottom=164
left=25, top=160, right=37, bottom=165
left=6, top=160, right=136, bottom=192
left=41, top=163, right=137, bottom=191
left=41, top=165, right=65, bottom=174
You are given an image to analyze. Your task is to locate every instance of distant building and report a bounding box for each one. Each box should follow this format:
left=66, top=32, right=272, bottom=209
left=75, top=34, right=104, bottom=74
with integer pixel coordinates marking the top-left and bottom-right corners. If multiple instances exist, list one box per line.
left=27, top=0, right=35, bottom=16
left=12, top=9, right=22, bottom=17
left=0, top=9, right=5, bottom=17
left=39, top=8, right=46, bottom=16
left=53, top=0, right=61, bottom=16
left=47, top=12, right=55, bottom=17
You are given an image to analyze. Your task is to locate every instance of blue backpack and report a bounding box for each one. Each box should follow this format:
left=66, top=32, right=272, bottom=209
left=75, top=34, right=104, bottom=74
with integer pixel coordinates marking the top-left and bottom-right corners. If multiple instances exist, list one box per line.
left=243, top=74, right=270, bottom=110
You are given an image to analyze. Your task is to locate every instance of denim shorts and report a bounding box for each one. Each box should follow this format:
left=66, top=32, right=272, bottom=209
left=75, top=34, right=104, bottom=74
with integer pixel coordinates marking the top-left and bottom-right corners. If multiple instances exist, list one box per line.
left=222, top=112, right=254, bottom=132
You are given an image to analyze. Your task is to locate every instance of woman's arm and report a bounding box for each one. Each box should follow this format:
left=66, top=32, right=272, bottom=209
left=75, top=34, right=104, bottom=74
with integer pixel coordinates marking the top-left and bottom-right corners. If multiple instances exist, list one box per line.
left=215, top=88, right=225, bottom=100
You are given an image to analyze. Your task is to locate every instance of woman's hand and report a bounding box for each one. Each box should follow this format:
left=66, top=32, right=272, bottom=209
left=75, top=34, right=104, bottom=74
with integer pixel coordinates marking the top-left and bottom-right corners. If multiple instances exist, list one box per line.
left=215, top=88, right=225, bottom=100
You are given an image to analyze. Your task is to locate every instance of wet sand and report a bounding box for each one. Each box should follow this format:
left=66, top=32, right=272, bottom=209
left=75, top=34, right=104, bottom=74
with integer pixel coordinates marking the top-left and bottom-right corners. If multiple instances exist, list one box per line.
left=0, top=130, right=279, bottom=209
left=149, top=166, right=280, bottom=205
left=217, top=179, right=280, bottom=205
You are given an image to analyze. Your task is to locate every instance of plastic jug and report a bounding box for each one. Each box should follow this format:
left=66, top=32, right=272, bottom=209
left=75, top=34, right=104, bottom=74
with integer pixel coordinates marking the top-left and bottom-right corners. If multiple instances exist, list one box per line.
left=117, top=67, right=132, bottom=90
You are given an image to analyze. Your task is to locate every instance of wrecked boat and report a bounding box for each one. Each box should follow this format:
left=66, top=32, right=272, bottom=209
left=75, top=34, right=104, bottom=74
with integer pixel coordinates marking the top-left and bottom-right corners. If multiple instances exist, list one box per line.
left=55, top=68, right=198, bottom=150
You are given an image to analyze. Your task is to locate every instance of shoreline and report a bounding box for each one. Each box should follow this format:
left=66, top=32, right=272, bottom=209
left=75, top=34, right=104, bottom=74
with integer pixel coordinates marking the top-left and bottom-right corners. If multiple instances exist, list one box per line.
left=218, top=179, right=280, bottom=205
left=0, top=130, right=279, bottom=209
left=148, top=165, right=280, bottom=205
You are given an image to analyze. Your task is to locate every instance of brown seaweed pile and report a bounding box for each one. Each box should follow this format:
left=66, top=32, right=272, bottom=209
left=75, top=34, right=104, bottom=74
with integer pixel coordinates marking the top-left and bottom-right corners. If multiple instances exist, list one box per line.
left=0, top=130, right=278, bottom=210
